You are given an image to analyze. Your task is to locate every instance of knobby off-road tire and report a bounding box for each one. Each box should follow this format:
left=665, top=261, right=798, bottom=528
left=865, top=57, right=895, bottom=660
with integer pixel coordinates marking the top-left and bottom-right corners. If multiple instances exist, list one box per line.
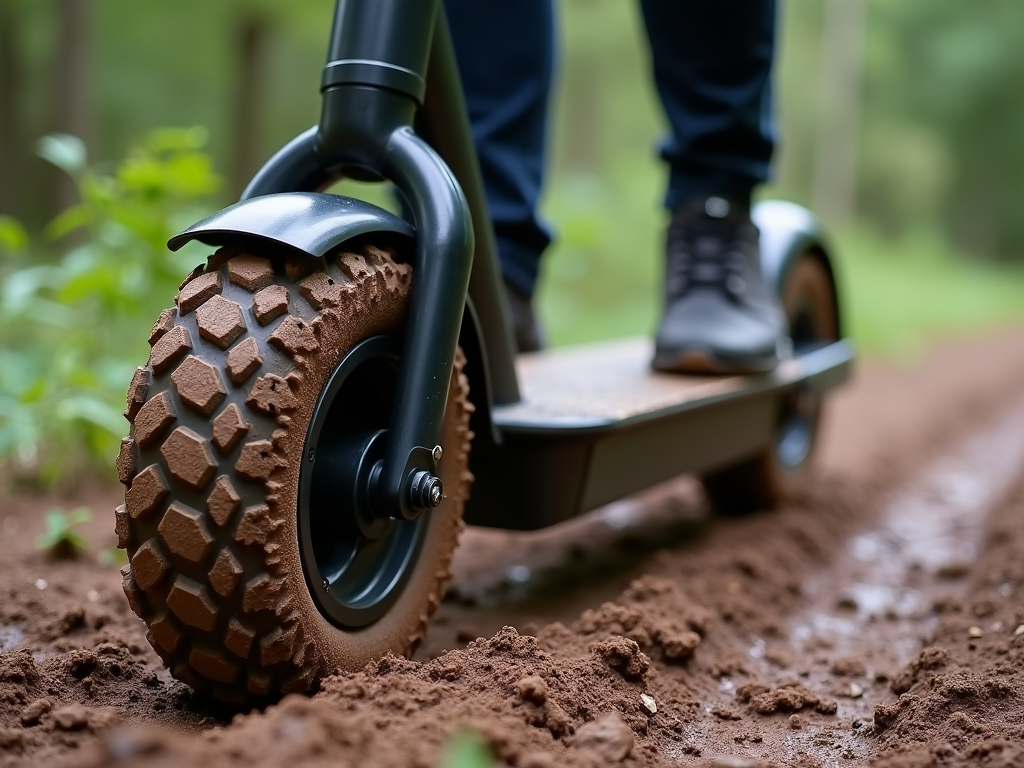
left=702, top=253, right=838, bottom=514
left=114, top=242, right=472, bottom=705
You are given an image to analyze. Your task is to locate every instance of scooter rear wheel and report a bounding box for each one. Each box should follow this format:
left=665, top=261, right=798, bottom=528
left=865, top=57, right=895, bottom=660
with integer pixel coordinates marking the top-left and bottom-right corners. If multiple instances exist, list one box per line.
left=701, top=252, right=838, bottom=513
left=115, top=242, right=472, bottom=705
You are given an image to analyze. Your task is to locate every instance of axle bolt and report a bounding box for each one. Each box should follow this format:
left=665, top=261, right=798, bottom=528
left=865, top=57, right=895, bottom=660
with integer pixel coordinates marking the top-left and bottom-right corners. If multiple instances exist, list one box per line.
left=408, top=470, right=444, bottom=511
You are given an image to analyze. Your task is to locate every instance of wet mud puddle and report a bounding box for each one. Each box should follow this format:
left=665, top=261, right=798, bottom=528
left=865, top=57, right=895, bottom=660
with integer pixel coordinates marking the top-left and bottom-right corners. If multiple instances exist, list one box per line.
left=724, top=403, right=1024, bottom=766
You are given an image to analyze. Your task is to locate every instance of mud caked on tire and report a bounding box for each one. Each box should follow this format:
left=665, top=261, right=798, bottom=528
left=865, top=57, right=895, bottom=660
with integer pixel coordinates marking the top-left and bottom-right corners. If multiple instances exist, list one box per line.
left=115, top=242, right=472, bottom=704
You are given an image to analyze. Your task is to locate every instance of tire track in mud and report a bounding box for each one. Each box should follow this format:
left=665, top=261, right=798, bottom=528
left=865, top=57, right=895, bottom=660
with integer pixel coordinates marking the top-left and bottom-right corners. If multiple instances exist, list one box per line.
left=668, top=402, right=1024, bottom=766
left=424, top=400, right=1024, bottom=766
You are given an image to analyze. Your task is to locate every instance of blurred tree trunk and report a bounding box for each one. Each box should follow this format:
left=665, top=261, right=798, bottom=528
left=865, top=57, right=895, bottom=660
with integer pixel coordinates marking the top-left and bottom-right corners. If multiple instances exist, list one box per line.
left=811, top=0, right=866, bottom=229
left=0, top=0, right=25, bottom=218
left=50, top=0, right=94, bottom=215
left=230, top=12, right=270, bottom=199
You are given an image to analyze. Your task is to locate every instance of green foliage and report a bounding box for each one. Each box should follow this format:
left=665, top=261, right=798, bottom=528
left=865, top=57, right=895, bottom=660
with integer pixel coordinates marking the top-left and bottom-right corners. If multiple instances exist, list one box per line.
left=0, top=128, right=220, bottom=487
left=34, top=506, right=92, bottom=558
left=97, top=546, right=129, bottom=568
left=439, top=729, right=494, bottom=768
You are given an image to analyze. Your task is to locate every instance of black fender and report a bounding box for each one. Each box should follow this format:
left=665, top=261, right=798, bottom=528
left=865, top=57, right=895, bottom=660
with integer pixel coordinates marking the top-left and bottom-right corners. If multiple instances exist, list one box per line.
left=753, top=200, right=842, bottom=338
left=169, top=188, right=500, bottom=451
left=167, top=191, right=414, bottom=258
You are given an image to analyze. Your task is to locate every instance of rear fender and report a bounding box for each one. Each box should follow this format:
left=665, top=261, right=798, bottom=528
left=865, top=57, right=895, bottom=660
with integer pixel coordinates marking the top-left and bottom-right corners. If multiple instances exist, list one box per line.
left=167, top=192, right=414, bottom=259
left=753, top=200, right=842, bottom=337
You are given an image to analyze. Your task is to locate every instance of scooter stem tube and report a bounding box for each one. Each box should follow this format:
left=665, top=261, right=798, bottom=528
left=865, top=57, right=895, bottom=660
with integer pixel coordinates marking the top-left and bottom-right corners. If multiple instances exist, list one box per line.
left=315, top=0, right=474, bottom=520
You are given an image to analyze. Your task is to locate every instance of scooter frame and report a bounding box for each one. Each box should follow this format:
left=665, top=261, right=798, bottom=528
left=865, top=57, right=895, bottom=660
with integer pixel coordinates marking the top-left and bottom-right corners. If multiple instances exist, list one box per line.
left=168, top=0, right=853, bottom=530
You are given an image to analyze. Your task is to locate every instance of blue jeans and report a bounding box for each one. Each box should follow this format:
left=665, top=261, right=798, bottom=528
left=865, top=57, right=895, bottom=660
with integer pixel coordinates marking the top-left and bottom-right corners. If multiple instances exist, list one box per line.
left=444, top=0, right=777, bottom=297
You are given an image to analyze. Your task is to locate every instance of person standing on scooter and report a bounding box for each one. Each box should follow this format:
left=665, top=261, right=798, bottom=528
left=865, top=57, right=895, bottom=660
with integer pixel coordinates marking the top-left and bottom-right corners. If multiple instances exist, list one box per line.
left=445, top=0, right=786, bottom=374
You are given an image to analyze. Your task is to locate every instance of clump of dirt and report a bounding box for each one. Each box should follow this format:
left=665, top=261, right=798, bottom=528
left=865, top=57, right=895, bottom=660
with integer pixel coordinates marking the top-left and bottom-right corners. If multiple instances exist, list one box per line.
left=0, top=642, right=193, bottom=761
left=68, top=626, right=670, bottom=767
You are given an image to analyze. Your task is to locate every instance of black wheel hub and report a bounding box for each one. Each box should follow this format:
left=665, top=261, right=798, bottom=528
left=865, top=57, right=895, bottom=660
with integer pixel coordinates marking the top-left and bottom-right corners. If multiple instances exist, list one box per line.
left=298, top=335, right=427, bottom=629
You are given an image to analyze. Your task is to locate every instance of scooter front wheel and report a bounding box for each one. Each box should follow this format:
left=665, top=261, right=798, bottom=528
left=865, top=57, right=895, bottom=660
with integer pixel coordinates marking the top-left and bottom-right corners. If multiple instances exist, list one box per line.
left=701, top=252, right=838, bottom=513
left=116, top=243, right=472, bottom=705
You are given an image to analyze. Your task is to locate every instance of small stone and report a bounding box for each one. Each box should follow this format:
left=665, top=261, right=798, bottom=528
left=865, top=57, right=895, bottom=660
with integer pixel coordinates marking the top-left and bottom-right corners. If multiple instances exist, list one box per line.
left=789, top=713, right=803, bottom=730
left=968, top=626, right=984, bottom=639
left=848, top=683, right=864, bottom=699
left=640, top=693, right=657, bottom=716
left=1014, top=624, right=1024, bottom=637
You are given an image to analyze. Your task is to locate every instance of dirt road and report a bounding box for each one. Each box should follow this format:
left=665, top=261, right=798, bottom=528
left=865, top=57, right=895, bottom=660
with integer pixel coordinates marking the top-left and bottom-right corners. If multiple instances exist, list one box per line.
left=3, top=328, right=1024, bottom=767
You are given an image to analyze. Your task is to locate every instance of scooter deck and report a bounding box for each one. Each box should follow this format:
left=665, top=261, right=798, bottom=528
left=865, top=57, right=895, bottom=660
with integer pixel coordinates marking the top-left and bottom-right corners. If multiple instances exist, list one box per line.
left=495, top=336, right=852, bottom=433
left=464, top=336, right=853, bottom=530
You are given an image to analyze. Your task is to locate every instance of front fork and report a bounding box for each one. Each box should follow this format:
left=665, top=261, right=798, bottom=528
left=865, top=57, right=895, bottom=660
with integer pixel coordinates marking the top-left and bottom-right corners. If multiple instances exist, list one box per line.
left=245, top=0, right=474, bottom=521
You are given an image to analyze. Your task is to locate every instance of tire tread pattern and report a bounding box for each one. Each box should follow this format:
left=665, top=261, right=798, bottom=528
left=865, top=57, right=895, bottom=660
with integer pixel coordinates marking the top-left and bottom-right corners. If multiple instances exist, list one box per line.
left=116, top=243, right=472, bottom=704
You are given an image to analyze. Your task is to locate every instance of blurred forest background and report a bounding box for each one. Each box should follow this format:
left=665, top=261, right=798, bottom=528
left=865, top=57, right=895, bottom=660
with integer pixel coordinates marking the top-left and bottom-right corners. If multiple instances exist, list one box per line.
left=3, top=0, right=1024, bottom=485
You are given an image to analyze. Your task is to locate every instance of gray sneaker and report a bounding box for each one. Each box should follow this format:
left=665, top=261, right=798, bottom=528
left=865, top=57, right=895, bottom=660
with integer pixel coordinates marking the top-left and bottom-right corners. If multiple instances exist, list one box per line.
left=653, top=196, right=788, bottom=374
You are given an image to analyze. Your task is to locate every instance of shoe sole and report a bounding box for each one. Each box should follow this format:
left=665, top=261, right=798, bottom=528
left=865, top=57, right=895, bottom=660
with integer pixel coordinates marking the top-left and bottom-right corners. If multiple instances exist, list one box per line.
left=652, top=348, right=779, bottom=376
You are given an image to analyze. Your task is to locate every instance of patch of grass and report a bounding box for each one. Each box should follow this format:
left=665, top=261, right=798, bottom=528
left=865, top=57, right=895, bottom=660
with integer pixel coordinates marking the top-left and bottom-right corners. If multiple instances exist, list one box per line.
left=837, top=227, right=1024, bottom=361
left=440, top=728, right=494, bottom=768
left=35, top=506, right=92, bottom=559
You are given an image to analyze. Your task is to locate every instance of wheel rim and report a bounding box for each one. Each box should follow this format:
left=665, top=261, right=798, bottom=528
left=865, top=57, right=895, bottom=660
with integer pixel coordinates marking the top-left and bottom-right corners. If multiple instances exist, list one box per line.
left=297, top=335, right=427, bottom=628
left=774, top=257, right=837, bottom=472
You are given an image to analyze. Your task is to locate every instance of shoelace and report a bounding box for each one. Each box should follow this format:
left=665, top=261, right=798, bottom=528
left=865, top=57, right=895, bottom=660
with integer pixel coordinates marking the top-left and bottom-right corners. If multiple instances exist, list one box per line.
left=666, top=219, right=754, bottom=303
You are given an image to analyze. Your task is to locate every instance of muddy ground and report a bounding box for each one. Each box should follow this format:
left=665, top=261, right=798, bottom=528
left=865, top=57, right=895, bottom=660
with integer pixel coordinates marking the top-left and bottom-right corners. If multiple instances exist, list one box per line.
left=4, top=328, right=1024, bottom=767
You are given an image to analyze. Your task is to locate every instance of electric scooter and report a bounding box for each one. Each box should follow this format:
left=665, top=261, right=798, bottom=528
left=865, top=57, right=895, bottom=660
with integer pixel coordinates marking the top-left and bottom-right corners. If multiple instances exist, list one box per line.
left=115, top=0, right=853, bottom=705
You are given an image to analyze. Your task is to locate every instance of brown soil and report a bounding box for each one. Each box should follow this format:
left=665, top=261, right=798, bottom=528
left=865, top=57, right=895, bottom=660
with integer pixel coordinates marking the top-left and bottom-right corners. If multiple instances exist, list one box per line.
left=3, top=327, right=1024, bottom=767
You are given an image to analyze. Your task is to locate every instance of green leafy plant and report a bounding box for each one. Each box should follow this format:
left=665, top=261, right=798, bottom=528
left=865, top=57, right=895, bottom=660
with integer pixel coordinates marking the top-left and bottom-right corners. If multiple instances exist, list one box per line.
left=97, top=545, right=129, bottom=568
left=440, top=729, right=495, bottom=768
left=34, top=506, right=92, bottom=558
left=0, top=129, right=221, bottom=488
